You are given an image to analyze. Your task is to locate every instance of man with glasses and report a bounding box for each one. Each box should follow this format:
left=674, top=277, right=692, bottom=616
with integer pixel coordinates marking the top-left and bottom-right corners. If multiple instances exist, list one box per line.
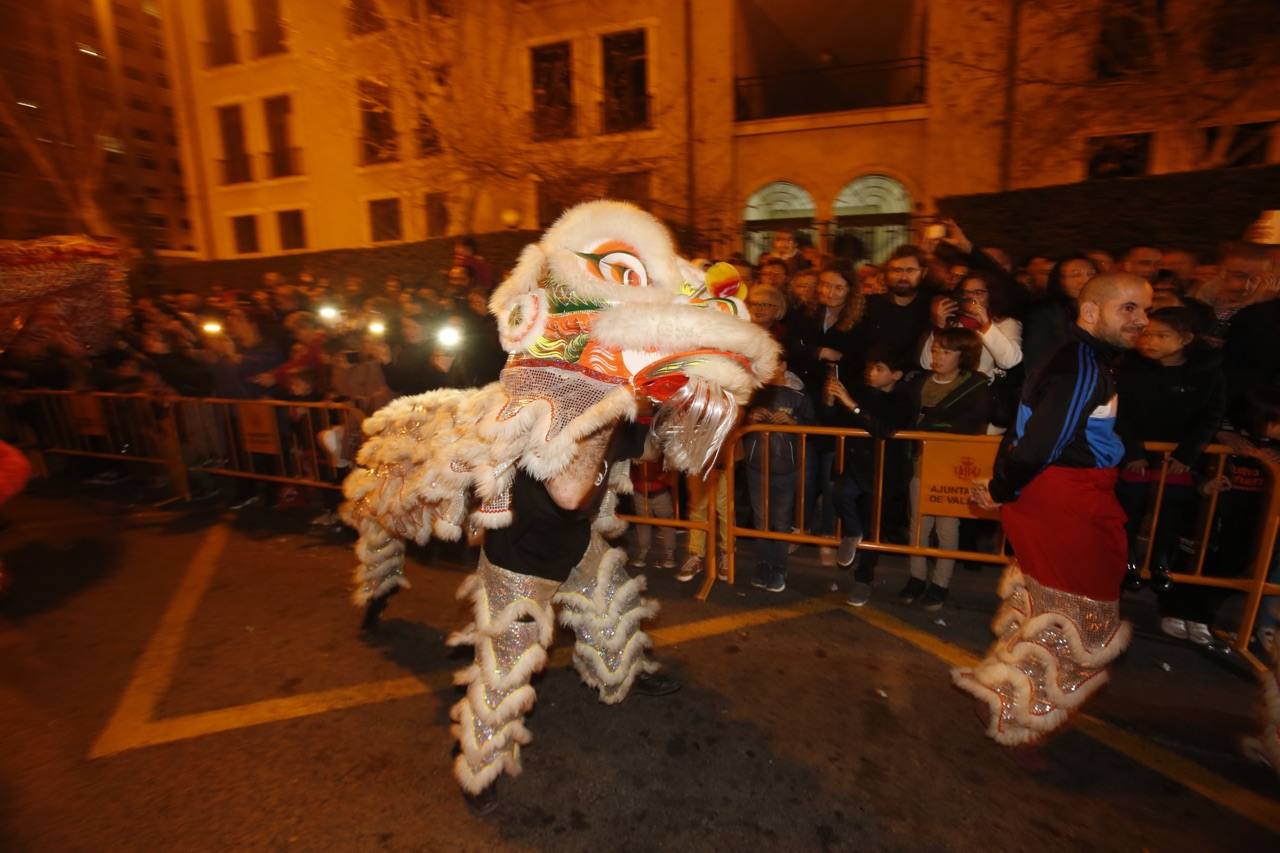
left=863, top=244, right=934, bottom=370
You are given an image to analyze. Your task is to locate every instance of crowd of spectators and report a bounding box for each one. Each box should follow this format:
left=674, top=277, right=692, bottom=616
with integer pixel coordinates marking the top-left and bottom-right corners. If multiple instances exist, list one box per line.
left=0, top=237, right=508, bottom=412
left=728, top=221, right=1279, bottom=650
left=2, top=220, right=1278, bottom=650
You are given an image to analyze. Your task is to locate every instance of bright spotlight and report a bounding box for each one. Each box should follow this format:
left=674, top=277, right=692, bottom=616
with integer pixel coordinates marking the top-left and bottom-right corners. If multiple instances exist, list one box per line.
left=437, top=326, right=462, bottom=349
left=368, top=320, right=386, bottom=335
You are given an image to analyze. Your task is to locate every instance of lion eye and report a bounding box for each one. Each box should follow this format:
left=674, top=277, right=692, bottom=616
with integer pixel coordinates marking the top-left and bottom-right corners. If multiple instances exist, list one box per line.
left=597, top=251, right=649, bottom=288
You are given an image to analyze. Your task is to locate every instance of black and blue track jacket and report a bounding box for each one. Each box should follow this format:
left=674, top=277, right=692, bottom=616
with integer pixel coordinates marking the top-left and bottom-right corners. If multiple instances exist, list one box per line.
left=989, top=327, right=1125, bottom=504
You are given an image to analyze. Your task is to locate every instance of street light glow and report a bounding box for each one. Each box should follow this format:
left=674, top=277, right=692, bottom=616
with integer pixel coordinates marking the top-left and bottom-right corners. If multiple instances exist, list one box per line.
left=318, top=305, right=339, bottom=321
left=201, top=321, right=223, bottom=334
left=437, top=326, right=462, bottom=349
left=368, top=320, right=386, bottom=335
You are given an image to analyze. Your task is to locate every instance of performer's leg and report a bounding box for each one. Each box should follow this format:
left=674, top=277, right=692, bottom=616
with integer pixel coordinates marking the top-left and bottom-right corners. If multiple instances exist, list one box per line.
left=1243, top=646, right=1280, bottom=774
left=350, top=516, right=408, bottom=630
left=447, top=555, right=559, bottom=795
left=555, top=535, right=660, bottom=703
left=951, top=562, right=1131, bottom=745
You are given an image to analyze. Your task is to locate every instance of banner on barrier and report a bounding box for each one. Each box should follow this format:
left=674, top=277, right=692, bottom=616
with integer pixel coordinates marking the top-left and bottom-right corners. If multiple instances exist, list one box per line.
left=237, top=403, right=282, bottom=455
left=918, top=440, right=1000, bottom=520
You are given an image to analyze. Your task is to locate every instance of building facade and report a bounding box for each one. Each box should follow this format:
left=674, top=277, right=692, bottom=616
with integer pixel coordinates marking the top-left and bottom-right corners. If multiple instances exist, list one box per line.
left=0, top=0, right=193, bottom=251
left=161, top=0, right=1280, bottom=263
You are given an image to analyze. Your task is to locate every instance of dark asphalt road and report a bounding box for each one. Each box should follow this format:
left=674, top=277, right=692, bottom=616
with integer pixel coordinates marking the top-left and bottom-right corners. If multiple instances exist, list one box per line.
left=1, top=485, right=1278, bottom=852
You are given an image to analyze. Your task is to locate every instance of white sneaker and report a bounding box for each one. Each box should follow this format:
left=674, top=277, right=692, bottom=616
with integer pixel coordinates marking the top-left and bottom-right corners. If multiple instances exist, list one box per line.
left=820, top=547, right=837, bottom=567
left=1186, top=621, right=1213, bottom=646
left=1160, top=617, right=1188, bottom=640
left=658, top=556, right=677, bottom=571
left=836, top=536, right=861, bottom=567
left=629, top=554, right=647, bottom=568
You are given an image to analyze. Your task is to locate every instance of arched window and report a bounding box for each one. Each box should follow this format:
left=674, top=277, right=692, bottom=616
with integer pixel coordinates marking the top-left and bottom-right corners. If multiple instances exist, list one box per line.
left=741, top=181, right=816, bottom=264
left=832, top=174, right=912, bottom=263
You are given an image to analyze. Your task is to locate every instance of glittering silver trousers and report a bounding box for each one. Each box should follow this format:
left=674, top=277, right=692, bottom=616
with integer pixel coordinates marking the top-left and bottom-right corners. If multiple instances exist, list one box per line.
left=448, top=537, right=657, bottom=794
left=951, top=563, right=1131, bottom=746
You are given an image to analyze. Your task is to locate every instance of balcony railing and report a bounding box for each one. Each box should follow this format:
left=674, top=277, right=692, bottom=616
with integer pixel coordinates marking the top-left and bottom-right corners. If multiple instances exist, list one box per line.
left=218, top=156, right=252, bottom=185
left=529, top=104, right=576, bottom=141
left=262, top=147, right=302, bottom=178
left=734, top=57, right=925, bottom=122
left=202, top=34, right=239, bottom=68
left=248, top=27, right=287, bottom=59
left=600, top=93, right=651, bottom=135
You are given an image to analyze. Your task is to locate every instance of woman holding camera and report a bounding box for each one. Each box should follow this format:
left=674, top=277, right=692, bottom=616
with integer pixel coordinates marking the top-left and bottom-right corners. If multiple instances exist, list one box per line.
left=917, top=271, right=1022, bottom=379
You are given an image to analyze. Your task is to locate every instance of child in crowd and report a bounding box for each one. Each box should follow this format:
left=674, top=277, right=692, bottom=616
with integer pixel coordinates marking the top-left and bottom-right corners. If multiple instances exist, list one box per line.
left=628, top=459, right=677, bottom=572
left=741, top=358, right=815, bottom=593
left=902, top=328, right=991, bottom=611
left=822, top=347, right=915, bottom=606
left=1115, top=307, right=1226, bottom=613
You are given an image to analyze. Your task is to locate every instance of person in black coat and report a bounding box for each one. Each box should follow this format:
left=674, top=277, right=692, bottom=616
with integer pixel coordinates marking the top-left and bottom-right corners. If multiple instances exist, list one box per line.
left=822, top=346, right=916, bottom=605
left=1115, top=306, right=1226, bottom=597
left=1021, top=254, right=1098, bottom=374
left=782, top=258, right=868, bottom=550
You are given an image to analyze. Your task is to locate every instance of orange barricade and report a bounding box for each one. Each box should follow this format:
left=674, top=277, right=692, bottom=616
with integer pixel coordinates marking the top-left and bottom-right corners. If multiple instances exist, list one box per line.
left=716, top=424, right=1280, bottom=673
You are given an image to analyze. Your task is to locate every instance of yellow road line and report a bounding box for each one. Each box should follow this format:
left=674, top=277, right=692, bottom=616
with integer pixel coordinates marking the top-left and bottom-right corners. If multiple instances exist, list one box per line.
left=843, top=596, right=1280, bottom=836
left=89, top=525, right=230, bottom=759
left=88, top=527, right=1280, bottom=835
left=90, top=574, right=836, bottom=757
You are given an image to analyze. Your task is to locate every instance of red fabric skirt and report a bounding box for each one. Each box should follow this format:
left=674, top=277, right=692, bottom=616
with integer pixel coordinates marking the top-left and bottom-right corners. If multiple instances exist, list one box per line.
left=1000, top=466, right=1128, bottom=602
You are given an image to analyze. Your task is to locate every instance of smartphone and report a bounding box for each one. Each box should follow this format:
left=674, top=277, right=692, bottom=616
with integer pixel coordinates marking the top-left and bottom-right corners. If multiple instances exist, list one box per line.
left=924, top=223, right=946, bottom=240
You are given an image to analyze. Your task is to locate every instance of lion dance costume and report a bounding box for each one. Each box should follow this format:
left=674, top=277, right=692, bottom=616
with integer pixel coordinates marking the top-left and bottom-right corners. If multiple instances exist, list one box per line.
left=341, top=201, right=778, bottom=795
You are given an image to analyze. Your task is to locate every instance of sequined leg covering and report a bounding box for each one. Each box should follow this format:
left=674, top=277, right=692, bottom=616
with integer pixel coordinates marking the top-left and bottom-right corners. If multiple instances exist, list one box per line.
left=447, top=554, right=559, bottom=795
left=1243, top=652, right=1280, bottom=774
left=351, top=517, right=407, bottom=606
left=554, top=534, right=660, bottom=704
left=951, top=563, right=1131, bottom=746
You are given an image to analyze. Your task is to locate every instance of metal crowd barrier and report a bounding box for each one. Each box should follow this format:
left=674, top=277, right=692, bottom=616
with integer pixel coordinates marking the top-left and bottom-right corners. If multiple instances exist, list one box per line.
left=1, top=390, right=362, bottom=501
left=717, top=424, right=1280, bottom=673
left=618, top=461, right=722, bottom=601
left=6, top=391, right=1277, bottom=669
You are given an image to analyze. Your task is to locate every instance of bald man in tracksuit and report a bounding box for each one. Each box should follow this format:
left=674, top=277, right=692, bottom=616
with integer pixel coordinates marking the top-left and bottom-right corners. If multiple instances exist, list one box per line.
left=954, top=274, right=1152, bottom=746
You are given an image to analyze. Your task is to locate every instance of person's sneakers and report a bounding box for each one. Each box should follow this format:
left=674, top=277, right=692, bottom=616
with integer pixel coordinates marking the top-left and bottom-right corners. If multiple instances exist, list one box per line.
left=310, top=510, right=341, bottom=526
left=846, top=581, right=872, bottom=608
left=675, top=555, right=703, bottom=582
left=716, top=551, right=730, bottom=581
left=1186, top=621, right=1213, bottom=646
left=819, top=547, right=837, bottom=567
left=229, top=494, right=261, bottom=511
left=898, top=576, right=927, bottom=604
left=1160, top=616, right=1189, bottom=640
left=921, top=584, right=949, bottom=612
left=751, top=562, right=771, bottom=589
left=1122, top=562, right=1145, bottom=591
left=464, top=783, right=499, bottom=815
left=629, top=553, right=647, bottom=568
left=837, top=536, right=861, bottom=567
left=764, top=567, right=786, bottom=593
left=633, top=671, right=682, bottom=696
left=658, top=556, right=677, bottom=571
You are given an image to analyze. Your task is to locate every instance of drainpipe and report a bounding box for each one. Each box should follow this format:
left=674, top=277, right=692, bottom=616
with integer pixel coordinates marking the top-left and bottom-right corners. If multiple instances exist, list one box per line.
left=999, top=0, right=1022, bottom=191
left=684, top=0, right=696, bottom=246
